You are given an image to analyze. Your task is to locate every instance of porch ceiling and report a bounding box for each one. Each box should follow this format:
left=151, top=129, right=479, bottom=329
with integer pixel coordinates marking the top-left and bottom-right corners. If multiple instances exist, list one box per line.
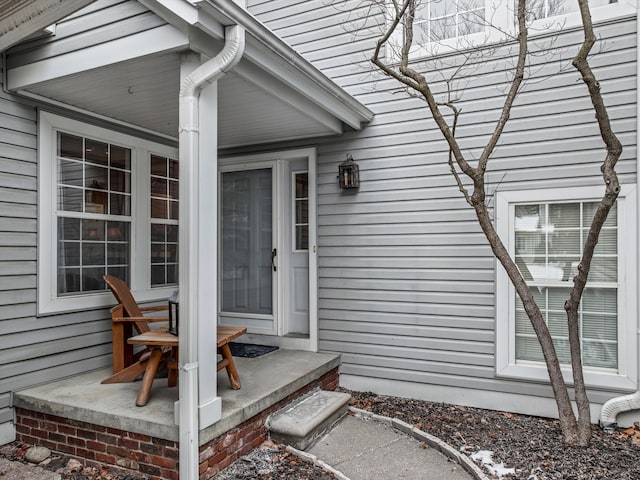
left=16, top=51, right=340, bottom=148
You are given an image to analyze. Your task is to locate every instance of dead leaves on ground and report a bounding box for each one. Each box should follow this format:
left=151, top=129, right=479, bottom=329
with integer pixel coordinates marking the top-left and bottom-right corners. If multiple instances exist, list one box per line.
left=615, top=423, right=640, bottom=447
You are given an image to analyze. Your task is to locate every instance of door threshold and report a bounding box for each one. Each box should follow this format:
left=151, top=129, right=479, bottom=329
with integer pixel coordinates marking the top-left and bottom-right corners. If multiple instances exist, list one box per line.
left=239, top=332, right=314, bottom=351
left=284, top=333, right=310, bottom=339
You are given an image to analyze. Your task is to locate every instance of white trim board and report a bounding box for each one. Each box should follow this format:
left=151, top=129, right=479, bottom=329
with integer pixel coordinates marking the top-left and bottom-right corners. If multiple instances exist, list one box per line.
left=340, top=374, right=621, bottom=426
left=7, top=24, right=188, bottom=90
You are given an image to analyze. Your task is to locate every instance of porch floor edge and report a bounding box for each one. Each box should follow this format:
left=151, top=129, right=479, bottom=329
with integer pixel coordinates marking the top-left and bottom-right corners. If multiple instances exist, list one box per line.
left=13, top=350, right=341, bottom=445
left=200, top=351, right=340, bottom=445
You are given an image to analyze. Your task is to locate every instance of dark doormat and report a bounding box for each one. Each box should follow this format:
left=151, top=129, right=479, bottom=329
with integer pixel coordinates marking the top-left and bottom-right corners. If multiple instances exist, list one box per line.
left=228, top=342, right=279, bottom=358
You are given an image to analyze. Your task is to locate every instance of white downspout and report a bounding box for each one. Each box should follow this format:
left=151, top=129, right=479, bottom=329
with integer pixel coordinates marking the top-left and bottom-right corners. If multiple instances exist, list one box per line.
left=178, top=24, right=245, bottom=480
left=598, top=3, right=640, bottom=430
left=600, top=390, right=640, bottom=429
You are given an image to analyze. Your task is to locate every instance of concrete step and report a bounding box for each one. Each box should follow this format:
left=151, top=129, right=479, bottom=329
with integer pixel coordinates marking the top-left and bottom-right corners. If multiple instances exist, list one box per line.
left=267, top=389, right=351, bottom=450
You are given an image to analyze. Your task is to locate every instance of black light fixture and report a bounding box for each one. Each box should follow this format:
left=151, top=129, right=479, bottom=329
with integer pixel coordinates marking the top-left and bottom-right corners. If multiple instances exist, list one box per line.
left=338, top=154, right=360, bottom=189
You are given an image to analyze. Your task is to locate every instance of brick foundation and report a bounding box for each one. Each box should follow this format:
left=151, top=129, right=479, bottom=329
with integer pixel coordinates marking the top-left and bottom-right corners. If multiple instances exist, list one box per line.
left=15, top=367, right=339, bottom=480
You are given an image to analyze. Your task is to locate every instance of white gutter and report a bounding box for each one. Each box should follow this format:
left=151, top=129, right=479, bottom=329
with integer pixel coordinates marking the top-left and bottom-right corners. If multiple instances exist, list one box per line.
left=178, top=23, right=245, bottom=480
left=599, top=3, right=640, bottom=430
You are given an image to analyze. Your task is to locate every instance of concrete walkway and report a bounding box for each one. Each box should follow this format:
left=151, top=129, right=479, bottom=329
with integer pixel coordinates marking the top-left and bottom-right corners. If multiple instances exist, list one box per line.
left=293, top=411, right=488, bottom=480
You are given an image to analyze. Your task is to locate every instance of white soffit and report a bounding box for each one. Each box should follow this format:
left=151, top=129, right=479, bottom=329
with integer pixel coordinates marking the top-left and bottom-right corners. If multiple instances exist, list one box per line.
left=24, top=53, right=181, bottom=137
left=21, top=53, right=339, bottom=147
left=218, top=72, right=340, bottom=148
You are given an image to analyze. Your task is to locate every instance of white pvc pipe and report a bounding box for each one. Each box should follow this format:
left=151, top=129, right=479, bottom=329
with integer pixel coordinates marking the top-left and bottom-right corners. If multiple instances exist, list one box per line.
left=178, top=24, right=245, bottom=480
left=599, top=2, right=640, bottom=430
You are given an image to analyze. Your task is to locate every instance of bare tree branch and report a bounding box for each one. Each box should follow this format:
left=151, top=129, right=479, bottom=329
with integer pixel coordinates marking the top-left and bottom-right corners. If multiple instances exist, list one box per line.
left=365, top=0, right=622, bottom=446
left=477, top=0, right=528, bottom=175
left=561, top=0, right=624, bottom=446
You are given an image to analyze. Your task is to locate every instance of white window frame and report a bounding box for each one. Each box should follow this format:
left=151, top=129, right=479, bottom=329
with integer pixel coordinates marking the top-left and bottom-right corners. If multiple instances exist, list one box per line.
left=38, top=111, right=179, bottom=314
left=495, top=185, right=637, bottom=390
left=392, top=0, right=636, bottom=60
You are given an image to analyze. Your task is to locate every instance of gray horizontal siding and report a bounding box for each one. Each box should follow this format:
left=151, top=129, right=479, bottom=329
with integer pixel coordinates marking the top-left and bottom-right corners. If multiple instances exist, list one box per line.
left=249, top=1, right=638, bottom=404
left=6, top=0, right=165, bottom=69
left=0, top=58, right=114, bottom=440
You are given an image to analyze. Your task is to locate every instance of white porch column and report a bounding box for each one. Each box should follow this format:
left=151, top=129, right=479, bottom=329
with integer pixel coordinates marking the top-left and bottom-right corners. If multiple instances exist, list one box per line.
left=178, top=26, right=244, bottom=477
left=178, top=52, right=203, bottom=480
left=196, top=80, right=221, bottom=427
left=177, top=52, right=222, bottom=480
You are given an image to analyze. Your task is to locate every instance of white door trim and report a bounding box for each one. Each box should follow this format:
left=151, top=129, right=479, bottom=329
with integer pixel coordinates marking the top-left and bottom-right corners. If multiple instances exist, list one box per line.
left=218, top=147, right=318, bottom=352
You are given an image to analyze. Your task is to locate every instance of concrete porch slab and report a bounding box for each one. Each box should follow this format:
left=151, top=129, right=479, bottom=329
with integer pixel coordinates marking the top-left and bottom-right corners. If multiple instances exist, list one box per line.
left=13, top=349, right=340, bottom=446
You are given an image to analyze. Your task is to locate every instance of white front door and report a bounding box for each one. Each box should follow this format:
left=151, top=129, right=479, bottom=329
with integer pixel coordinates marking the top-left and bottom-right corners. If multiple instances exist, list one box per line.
left=218, top=149, right=317, bottom=349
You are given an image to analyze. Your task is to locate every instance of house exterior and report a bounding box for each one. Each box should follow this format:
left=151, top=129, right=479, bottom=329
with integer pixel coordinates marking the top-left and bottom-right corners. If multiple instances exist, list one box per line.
left=245, top=0, right=640, bottom=426
left=0, top=0, right=638, bottom=468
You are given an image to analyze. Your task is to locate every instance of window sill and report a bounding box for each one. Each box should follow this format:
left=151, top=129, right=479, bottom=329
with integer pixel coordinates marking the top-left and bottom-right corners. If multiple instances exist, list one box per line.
left=37, top=285, right=178, bottom=316
left=497, top=361, right=638, bottom=391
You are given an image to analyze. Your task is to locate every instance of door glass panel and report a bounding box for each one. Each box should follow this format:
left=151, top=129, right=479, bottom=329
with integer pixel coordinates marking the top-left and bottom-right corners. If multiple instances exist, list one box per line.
left=294, top=173, right=309, bottom=251
left=222, top=168, right=273, bottom=315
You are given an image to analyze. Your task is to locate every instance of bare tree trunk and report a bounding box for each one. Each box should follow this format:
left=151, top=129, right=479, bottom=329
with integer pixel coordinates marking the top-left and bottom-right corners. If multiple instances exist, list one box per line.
left=470, top=194, right=583, bottom=443
left=367, top=0, right=623, bottom=446
left=563, top=0, right=623, bottom=446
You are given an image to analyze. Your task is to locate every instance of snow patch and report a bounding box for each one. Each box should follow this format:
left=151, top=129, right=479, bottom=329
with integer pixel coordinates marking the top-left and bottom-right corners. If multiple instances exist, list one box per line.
left=470, top=450, right=516, bottom=478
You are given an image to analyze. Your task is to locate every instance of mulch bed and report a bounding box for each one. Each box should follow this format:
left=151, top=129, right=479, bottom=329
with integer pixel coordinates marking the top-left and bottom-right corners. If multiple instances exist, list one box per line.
left=216, top=390, right=640, bottom=479
left=348, top=390, right=640, bottom=480
left=212, top=440, right=334, bottom=480
left=3, top=390, right=639, bottom=479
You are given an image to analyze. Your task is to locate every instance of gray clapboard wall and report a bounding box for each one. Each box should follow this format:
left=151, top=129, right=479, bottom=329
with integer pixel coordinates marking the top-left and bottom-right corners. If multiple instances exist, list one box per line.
left=0, top=56, right=115, bottom=441
left=0, top=0, right=168, bottom=442
left=248, top=0, right=637, bottom=406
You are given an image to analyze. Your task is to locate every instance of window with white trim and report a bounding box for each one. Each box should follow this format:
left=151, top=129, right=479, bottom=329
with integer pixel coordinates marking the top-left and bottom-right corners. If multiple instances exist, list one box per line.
left=414, top=0, right=485, bottom=43
left=38, top=112, right=179, bottom=314
left=150, top=155, right=179, bottom=287
left=56, top=132, right=133, bottom=294
left=528, top=0, right=615, bottom=22
left=495, top=186, right=637, bottom=390
left=513, top=201, right=617, bottom=368
left=399, top=0, right=630, bottom=58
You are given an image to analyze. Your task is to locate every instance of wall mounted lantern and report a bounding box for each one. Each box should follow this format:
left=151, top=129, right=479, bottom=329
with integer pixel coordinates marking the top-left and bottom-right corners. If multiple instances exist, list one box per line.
left=338, top=154, right=360, bottom=189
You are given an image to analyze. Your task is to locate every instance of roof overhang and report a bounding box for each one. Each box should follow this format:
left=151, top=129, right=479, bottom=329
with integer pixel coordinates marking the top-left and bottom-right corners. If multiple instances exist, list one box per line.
left=194, top=0, right=375, bottom=131
left=0, top=0, right=95, bottom=51
left=4, top=0, right=373, bottom=147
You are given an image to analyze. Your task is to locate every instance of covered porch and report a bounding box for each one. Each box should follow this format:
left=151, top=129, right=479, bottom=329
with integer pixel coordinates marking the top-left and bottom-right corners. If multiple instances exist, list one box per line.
left=13, top=349, right=340, bottom=478
left=2, top=1, right=371, bottom=477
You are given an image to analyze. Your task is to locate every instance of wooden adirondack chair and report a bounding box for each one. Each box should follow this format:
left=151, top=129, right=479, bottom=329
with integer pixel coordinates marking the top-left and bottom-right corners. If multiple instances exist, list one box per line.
left=102, top=275, right=247, bottom=406
left=102, top=274, right=179, bottom=406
